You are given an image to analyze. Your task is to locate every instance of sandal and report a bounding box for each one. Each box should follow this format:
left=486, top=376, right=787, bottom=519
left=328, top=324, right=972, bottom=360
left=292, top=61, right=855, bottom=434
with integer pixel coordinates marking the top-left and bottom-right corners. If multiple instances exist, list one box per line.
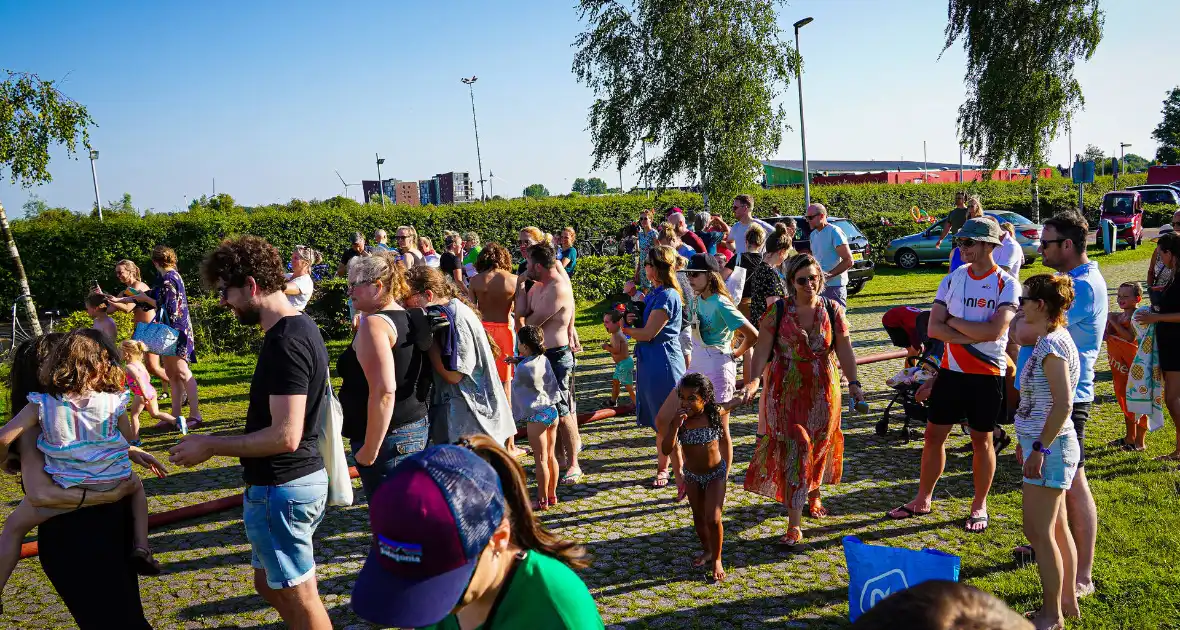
left=184, top=416, right=204, bottom=431
left=1122, top=442, right=1147, bottom=452
left=1013, top=544, right=1036, bottom=565
left=652, top=470, right=670, bottom=488
left=559, top=468, right=583, bottom=485
left=547, top=495, right=559, bottom=507
left=777, top=526, right=804, bottom=549
left=1155, top=453, right=1180, bottom=462
left=887, top=504, right=931, bottom=520
left=131, top=547, right=162, bottom=576
left=964, top=513, right=989, bottom=533
left=993, top=429, right=1011, bottom=454
left=808, top=500, right=829, bottom=519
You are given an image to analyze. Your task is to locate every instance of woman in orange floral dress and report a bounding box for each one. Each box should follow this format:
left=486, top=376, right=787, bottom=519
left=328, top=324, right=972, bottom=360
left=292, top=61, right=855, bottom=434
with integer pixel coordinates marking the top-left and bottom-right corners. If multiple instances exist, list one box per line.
left=740, top=253, right=865, bottom=547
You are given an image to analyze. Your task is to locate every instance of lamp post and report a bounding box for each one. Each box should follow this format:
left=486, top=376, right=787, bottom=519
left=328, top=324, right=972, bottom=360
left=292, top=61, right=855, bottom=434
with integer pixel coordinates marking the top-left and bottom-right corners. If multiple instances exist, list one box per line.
left=375, top=153, right=386, bottom=208
left=793, top=17, right=814, bottom=208
left=1120, top=142, right=1132, bottom=183
left=461, top=76, right=486, bottom=202
left=89, top=149, right=103, bottom=221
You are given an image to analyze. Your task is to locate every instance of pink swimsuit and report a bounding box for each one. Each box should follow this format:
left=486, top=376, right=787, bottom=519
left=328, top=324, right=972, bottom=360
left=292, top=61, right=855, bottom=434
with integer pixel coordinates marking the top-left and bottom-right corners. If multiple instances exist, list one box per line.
left=124, top=363, right=157, bottom=400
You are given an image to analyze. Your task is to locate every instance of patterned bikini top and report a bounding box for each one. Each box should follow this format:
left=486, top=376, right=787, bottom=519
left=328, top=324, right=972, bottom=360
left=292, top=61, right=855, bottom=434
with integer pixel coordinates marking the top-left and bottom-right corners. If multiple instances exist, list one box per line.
left=679, top=424, right=720, bottom=446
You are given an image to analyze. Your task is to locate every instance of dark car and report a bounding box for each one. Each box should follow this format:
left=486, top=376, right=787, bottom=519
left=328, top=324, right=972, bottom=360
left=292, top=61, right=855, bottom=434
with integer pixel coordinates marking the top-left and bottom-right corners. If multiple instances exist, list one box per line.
left=1125, top=185, right=1180, bottom=209
left=764, top=215, right=875, bottom=296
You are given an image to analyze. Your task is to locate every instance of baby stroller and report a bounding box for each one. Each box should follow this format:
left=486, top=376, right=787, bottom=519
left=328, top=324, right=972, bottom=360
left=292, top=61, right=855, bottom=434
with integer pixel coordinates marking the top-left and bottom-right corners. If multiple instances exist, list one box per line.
left=876, top=307, right=943, bottom=441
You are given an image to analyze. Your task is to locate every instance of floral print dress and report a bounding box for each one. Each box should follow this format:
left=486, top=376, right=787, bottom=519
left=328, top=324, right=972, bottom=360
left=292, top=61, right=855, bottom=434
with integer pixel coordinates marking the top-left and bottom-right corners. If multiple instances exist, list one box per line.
left=744, top=297, right=846, bottom=508
left=150, top=269, right=197, bottom=363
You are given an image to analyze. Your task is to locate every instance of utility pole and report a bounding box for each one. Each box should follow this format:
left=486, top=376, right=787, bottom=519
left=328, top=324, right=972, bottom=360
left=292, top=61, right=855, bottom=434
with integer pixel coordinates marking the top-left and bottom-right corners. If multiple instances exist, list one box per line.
left=461, top=76, right=486, bottom=202
left=376, top=153, right=386, bottom=209
left=959, top=143, right=964, bottom=183
left=89, top=149, right=103, bottom=221
left=923, top=140, right=928, bottom=182
left=489, top=171, right=494, bottom=198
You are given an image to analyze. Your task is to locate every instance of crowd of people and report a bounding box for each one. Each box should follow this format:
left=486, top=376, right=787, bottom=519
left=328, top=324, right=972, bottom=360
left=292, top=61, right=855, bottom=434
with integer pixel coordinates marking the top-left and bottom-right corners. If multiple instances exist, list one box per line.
left=2, top=199, right=1179, bottom=630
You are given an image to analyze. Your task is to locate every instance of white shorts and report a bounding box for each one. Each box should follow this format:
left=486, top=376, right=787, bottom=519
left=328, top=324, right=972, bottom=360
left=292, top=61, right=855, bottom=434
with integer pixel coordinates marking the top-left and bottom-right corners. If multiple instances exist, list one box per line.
left=691, top=343, right=737, bottom=404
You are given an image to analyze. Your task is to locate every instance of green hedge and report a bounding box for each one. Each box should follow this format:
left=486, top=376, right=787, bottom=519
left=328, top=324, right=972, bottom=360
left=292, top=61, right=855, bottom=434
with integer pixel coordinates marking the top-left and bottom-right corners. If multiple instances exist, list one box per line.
left=0, top=173, right=1146, bottom=318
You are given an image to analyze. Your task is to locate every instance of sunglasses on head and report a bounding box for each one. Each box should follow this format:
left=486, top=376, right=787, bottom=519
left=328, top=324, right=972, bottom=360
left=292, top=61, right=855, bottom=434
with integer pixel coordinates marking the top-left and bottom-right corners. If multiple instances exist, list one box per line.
left=794, top=274, right=818, bottom=286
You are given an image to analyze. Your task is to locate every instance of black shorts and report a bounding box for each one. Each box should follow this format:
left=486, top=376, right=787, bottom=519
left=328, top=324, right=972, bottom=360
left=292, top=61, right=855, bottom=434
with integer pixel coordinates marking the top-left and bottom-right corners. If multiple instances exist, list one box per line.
left=928, top=368, right=1005, bottom=433
left=1072, top=401, right=1091, bottom=466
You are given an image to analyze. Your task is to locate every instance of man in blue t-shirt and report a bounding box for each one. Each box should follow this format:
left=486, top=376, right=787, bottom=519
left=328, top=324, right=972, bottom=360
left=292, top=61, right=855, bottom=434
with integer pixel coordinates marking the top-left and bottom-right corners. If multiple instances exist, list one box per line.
left=806, top=203, right=854, bottom=308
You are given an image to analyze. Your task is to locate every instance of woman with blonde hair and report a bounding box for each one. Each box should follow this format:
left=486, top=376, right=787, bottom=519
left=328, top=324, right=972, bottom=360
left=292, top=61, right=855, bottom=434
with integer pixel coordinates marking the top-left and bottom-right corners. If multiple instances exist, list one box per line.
left=622, top=245, right=686, bottom=492
left=283, top=245, right=322, bottom=312
left=418, top=236, right=441, bottom=267
left=111, top=245, right=201, bottom=428
left=102, top=259, right=170, bottom=391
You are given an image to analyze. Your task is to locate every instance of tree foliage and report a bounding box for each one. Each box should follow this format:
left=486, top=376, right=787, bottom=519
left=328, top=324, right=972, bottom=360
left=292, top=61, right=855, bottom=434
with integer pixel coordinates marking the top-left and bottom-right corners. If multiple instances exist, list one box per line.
left=523, top=184, right=550, bottom=199
left=1152, top=87, right=1180, bottom=165
left=943, top=0, right=1103, bottom=221
left=1082, top=143, right=1105, bottom=163
left=571, top=177, right=588, bottom=194
left=187, top=193, right=239, bottom=214
left=586, top=177, right=609, bottom=195
left=572, top=0, right=799, bottom=209
left=0, top=70, right=95, bottom=186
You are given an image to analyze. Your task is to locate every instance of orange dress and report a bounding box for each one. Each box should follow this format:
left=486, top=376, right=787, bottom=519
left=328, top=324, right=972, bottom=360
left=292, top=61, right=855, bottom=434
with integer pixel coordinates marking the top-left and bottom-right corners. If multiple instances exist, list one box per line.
left=744, top=297, right=846, bottom=509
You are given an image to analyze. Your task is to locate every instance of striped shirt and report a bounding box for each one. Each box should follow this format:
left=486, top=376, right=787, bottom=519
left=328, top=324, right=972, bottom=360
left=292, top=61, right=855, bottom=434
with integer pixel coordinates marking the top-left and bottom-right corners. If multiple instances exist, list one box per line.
left=1014, top=328, right=1081, bottom=439
left=32, top=391, right=132, bottom=488
left=934, top=264, right=1020, bottom=375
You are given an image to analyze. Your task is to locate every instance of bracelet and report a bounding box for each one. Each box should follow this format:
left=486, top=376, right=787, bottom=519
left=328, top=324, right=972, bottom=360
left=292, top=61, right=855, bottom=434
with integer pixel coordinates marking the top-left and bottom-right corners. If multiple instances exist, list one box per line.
left=76, top=488, right=88, bottom=510
left=848, top=380, right=862, bottom=387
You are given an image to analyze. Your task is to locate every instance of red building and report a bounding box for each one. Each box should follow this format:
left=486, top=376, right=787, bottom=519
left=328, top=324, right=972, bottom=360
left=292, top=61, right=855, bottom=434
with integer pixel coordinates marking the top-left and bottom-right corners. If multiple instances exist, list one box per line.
left=762, top=160, right=1052, bottom=187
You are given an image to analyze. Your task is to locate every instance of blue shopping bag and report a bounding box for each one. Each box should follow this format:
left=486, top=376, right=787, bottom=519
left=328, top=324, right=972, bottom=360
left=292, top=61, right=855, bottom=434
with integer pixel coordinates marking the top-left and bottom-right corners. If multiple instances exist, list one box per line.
left=842, top=535, right=960, bottom=622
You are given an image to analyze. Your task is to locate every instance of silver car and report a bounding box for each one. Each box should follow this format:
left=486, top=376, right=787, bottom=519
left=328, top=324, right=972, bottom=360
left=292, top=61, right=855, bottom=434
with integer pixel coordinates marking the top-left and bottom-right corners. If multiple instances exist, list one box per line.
left=885, top=211, right=1042, bottom=270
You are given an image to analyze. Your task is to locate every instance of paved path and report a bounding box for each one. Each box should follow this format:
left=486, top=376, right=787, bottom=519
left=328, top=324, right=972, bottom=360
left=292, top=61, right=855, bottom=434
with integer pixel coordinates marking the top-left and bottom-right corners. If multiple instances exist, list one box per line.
left=0, top=258, right=1149, bottom=628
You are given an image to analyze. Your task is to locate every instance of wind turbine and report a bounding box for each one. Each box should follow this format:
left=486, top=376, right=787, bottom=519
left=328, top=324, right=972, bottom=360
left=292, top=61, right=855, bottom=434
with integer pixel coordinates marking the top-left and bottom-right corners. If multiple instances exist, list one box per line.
left=335, top=170, right=360, bottom=201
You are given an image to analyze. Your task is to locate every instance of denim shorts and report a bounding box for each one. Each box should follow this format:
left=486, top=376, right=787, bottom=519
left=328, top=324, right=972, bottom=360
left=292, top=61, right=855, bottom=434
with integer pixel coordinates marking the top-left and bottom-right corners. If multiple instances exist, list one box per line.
left=244, top=468, right=328, bottom=589
left=821, top=285, right=848, bottom=309
left=352, top=417, right=428, bottom=502
left=543, top=346, right=575, bottom=417
left=1018, top=433, right=1080, bottom=490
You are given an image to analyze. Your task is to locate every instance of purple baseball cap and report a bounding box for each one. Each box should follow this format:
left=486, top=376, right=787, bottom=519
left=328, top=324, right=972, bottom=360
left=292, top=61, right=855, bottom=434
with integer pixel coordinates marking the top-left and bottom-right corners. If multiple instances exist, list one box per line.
left=350, top=444, right=506, bottom=628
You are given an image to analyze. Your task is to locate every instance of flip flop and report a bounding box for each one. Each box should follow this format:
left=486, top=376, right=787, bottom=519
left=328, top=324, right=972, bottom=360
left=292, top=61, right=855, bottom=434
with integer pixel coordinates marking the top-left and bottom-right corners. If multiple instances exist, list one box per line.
left=131, top=548, right=162, bottom=576
left=964, top=513, right=989, bottom=533
left=560, top=469, right=583, bottom=485
left=652, top=470, right=670, bottom=488
left=887, top=505, right=931, bottom=520
left=1154, top=453, right=1180, bottom=462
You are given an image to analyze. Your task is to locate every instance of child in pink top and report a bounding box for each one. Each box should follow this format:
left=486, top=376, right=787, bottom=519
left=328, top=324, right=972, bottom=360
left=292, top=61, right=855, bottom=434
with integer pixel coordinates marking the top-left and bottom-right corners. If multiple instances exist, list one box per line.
left=120, top=340, right=186, bottom=440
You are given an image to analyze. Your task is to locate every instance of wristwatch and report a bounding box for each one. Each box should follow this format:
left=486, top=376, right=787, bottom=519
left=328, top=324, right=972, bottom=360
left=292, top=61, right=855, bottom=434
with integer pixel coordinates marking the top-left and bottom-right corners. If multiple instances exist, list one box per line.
left=1031, top=441, right=1052, bottom=456
left=848, top=380, right=862, bottom=388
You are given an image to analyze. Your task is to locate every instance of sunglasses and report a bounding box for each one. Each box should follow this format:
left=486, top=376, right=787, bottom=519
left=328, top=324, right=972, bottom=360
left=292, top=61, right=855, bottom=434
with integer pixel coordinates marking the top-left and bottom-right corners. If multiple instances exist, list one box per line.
left=686, top=270, right=706, bottom=278
left=956, top=238, right=978, bottom=248
left=1018, top=296, right=1041, bottom=306
left=1040, top=238, right=1068, bottom=247
left=805, top=213, right=822, bottom=220
left=1171, top=221, right=1180, bottom=228
left=794, top=274, right=818, bottom=286
left=348, top=279, right=373, bottom=289
left=396, top=235, right=412, bottom=240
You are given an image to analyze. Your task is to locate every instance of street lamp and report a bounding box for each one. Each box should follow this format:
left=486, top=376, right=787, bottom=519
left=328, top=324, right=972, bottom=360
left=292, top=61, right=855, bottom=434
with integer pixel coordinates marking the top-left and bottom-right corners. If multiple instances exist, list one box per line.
left=89, top=149, right=103, bottom=221
left=461, top=76, right=486, bottom=202
left=793, top=17, right=814, bottom=208
left=1120, top=142, right=1132, bottom=179
left=375, top=153, right=386, bottom=208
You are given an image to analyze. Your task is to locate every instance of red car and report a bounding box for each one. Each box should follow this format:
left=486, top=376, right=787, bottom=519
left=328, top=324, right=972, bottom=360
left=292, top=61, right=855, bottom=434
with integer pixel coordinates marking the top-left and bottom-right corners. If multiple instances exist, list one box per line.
left=1099, top=191, right=1144, bottom=249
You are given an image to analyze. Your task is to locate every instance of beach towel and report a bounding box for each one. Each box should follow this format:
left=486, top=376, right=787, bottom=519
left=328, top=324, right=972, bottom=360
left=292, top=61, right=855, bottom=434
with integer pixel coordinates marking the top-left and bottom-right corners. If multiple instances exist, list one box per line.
left=1126, top=306, right=1165, bottom=431
left=1105, top=332, right=1144, bottom=430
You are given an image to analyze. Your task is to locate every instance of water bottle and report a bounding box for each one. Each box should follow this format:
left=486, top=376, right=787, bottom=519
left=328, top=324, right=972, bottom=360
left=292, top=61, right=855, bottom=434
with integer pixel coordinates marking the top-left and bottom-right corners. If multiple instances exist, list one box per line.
left=849, top=398, right=870, bottom=414
left=178, top=415, right=188, bottom=436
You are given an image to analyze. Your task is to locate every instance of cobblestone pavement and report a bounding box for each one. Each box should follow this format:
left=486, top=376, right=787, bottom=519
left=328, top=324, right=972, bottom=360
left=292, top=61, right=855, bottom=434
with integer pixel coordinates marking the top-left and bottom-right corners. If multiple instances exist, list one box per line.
left=0, top=259, right=1149, bottom=628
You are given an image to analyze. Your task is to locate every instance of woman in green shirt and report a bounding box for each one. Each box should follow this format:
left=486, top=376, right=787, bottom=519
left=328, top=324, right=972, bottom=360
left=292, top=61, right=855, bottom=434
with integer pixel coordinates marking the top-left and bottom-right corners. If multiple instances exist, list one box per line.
left=351, top=437, right=604, bottom=630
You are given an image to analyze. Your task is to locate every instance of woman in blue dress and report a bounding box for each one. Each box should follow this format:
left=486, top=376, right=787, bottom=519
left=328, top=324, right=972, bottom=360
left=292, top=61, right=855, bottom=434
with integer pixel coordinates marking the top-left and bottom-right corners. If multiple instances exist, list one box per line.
left=622, top=245, right=686, bottom=493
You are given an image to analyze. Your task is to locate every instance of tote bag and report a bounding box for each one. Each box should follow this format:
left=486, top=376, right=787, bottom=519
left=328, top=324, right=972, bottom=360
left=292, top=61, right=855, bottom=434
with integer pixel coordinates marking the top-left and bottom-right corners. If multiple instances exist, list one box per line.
left=316, top=381, right=354, bottom=507
left=843, top=535, right=960, bottom=622
left=132, top=298, right=180, bottom=356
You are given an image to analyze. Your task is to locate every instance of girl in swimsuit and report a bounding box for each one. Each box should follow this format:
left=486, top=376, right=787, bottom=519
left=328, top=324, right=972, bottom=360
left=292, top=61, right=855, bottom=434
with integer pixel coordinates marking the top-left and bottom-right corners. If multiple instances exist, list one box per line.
left=659, top=373, right=732, bottom=582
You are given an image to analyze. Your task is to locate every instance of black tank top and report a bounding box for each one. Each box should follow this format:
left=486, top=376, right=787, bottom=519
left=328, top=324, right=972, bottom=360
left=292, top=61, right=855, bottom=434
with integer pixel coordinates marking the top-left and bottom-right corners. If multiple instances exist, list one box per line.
left=337, top=309, right=430, bottom=443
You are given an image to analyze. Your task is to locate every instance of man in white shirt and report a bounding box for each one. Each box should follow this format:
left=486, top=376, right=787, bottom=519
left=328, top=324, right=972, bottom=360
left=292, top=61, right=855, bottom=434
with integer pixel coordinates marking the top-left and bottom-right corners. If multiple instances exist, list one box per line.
left=726, top=194, right=772, bottom=256
left=806, top=203, right=854, bottom=308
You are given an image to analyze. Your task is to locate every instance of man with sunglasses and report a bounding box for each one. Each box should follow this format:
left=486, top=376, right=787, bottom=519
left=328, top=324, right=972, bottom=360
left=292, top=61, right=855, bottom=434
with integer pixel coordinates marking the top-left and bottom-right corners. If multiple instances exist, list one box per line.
left=806, top=203, right=854, bottom=308
left=1008, top=210, right=1105, bottom=598
left=395, top=225, right=425, bottom=269
left=889, top=218, right=1019, bottom=534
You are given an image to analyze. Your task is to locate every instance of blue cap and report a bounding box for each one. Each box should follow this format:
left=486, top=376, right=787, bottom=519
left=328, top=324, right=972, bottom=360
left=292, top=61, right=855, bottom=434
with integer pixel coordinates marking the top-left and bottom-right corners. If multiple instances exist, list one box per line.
left=350, top=444, right=505, bottom=628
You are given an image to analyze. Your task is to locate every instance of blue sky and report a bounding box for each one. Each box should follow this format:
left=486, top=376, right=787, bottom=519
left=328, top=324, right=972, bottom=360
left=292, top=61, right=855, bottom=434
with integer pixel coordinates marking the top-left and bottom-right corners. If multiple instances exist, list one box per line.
left=1, top=0, right=1176, bottom=215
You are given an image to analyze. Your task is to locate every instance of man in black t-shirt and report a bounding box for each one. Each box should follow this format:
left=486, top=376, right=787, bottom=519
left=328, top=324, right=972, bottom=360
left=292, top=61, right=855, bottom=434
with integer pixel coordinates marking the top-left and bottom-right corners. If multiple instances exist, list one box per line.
left=172, top=235, right=331, bottom=629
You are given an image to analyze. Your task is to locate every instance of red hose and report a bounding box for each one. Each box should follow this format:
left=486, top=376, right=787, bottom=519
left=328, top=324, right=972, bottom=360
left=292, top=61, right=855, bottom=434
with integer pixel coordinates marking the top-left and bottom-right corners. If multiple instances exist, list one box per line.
left=856, top=349, right=910, bottom=365
left=514, top=404, right=635, bottom=439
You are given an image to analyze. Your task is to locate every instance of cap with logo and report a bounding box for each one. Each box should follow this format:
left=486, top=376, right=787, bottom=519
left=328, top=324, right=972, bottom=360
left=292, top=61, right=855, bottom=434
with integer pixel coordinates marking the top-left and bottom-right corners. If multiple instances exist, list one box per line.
left=954, top=217, right=1003, bottom=245
left=685, top=253, right=721, bottom=274
left=350, top=444, right=505, bottom=628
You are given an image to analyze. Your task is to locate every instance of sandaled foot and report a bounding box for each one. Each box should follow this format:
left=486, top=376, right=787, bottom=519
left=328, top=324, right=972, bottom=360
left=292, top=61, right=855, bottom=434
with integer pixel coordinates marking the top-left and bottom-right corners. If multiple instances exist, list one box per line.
left=131, top=547, right=162, bottom=576
left=184, top=416, right=203, bottom=431
left=531, top=498, right=549, bottom=512
left=964, top=512, right=989, bottom=533
left=887, top=503, right=931, bottom=520
left=559, top=468, right=583, bottom=485
left=807, top=494, right=829, bottom=518
left=710, top=559, right=726, bottom=583
left=652, top=470, right=670, bottom=488
left=507, top=446, right=527, bottom=459
left=777, top=526, right=804, bottom=548
left=1109, top=437, right=1132, bottom=448
left=548, top=495, right=559, bottom=507
left=1155, top=452, right=1180, bottom=462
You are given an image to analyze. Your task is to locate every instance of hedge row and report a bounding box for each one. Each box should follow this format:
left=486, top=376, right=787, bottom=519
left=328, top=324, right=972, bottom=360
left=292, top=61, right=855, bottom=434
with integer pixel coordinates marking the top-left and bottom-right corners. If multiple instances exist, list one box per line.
left=1, top=173, right=1149, bottom=314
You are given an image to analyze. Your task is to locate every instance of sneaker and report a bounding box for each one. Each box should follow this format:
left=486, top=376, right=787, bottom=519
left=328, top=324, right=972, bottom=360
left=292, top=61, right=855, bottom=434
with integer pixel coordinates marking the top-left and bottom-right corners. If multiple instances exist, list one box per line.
left=177, top=416, right=188, bottom=436
left=608, top=397, right=618, bottom=408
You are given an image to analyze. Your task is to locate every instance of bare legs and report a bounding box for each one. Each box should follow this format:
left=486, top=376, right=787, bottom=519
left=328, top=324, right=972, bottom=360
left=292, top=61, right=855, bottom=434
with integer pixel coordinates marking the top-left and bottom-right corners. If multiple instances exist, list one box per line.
left=557, top=413, right=582, bottom=478
left=251, top=570, right=331, bottom=630
left=685, top=478, right=726, bottom=581
left=889, top=424, right=995, bottom=530
left=1160, top=371, right=1180, bottom=458
left=1065, top=467, right=1097, bottom=592
left=1023, top=483, right=1079, bottom=629
left=145, top=352, right=169, bottom=386
left=527, top=421, right=559, bottom=506
left=163, top=356, right=200, bottom=422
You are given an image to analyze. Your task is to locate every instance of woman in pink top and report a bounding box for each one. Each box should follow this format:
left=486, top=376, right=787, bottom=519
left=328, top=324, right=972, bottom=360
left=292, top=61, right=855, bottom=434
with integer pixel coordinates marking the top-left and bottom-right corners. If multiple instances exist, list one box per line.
left=120, top=340, right=185, bottom=440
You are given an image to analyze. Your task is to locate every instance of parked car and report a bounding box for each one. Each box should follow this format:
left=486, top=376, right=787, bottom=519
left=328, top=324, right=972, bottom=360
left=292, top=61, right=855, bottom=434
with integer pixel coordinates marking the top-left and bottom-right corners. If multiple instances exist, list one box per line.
left=1097, top=191, right=1144, bottom=249
left=763, top=215, right=875, bottom=295
left=885, top=211, right=1042, bottom=270
left=1125, top=185, right=1180, bottom=209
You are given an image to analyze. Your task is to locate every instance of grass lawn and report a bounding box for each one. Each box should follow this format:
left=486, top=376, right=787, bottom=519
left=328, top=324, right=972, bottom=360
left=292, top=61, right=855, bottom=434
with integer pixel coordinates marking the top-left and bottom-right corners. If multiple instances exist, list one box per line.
left=2, top=243, right=1178, bottom=628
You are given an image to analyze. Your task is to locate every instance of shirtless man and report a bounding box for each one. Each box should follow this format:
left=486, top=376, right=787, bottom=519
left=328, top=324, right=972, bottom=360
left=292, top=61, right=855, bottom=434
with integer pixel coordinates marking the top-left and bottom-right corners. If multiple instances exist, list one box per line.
left=470, top=242, right=522, bottom=457
left=517, top=243, right=584, bottom=483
